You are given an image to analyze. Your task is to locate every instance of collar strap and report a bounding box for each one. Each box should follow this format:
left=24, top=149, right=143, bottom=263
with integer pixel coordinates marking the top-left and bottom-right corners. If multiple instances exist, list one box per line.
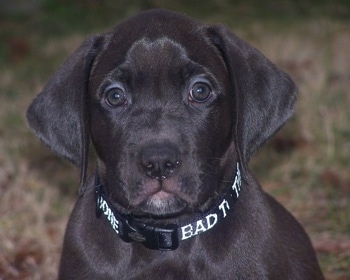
left=95, top=163, right=242, bottom=251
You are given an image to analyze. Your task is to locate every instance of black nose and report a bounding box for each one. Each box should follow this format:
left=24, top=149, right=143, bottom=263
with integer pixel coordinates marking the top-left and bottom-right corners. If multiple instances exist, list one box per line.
left=138, top=143, right=180, bottom=180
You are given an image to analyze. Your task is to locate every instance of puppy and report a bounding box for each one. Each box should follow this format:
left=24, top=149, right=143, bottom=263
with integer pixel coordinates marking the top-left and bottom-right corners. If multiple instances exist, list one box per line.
left=27, top=9, right=324, bottom=280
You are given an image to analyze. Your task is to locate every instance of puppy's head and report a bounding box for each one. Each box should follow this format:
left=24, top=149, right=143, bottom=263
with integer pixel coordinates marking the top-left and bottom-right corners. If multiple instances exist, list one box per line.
left=27, top=9, right=296, bottom=219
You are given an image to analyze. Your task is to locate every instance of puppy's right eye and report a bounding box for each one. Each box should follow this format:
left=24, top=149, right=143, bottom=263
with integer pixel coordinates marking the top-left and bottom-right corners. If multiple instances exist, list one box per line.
left=105, top=87, right=126, bottom=107
left=189, top=82, right=212, bottom=103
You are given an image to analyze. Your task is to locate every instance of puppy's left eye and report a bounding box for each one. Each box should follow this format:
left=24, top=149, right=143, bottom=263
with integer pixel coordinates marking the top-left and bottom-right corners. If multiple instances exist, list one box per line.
left=189, top=82, right=212, bottom=103
left=105, top=87, right=127, bottom=107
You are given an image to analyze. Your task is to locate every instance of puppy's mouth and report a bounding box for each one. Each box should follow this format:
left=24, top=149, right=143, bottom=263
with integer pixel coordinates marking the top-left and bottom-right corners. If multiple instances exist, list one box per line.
left=132, top=191, right=188, bottom=219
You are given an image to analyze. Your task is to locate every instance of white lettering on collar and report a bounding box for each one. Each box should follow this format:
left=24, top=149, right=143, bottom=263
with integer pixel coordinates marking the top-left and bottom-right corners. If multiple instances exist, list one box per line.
left=181, top=213, right=218, bottom=240
left=100, top=199, right=119, bottom=234
left=231, top=163, right=241, bottom=197
left=219, top=199, right=230, bottom=217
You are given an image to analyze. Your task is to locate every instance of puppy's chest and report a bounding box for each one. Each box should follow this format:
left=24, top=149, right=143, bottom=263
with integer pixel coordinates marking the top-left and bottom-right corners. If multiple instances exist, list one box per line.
left=113, top=251, right=215, bottom=279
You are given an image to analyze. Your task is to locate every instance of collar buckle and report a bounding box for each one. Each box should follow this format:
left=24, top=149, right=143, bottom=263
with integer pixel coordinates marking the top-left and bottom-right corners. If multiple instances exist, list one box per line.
left=121, top=218, right=179, bottom=250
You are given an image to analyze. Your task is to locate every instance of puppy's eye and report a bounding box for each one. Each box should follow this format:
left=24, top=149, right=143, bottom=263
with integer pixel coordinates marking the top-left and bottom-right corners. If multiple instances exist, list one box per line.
left=105, top=87, right=126, bottom=107
left=189, top=82, right=212, bottom=103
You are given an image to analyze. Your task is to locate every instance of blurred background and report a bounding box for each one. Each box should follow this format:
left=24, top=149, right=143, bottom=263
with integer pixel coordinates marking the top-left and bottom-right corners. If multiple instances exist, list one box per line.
left=0, top=0, right=349, bottom=279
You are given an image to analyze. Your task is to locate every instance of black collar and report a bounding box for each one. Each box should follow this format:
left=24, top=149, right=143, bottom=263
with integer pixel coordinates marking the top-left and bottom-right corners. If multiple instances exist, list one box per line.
left=95, top=163, right=242, bottom=251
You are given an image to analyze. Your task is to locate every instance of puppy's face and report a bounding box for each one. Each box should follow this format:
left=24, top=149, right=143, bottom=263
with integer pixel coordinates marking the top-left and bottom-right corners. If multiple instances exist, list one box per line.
left=27, top=10, right=296, bottom=222
left=89, top=36, right=235, bottom=218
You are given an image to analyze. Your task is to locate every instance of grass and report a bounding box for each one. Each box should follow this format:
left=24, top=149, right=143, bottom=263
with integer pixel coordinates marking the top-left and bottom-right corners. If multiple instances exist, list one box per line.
left=0, top=1, right=349, bottom=279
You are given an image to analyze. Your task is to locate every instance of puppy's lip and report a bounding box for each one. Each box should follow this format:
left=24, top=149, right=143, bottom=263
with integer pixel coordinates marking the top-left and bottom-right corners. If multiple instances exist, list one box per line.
left=133, top=191, right=188, bottom=218
left=151, top=190, right=173, bottom=200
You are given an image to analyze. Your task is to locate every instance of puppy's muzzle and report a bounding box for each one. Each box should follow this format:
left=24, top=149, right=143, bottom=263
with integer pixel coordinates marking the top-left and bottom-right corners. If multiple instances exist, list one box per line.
left=138, top=142, right=180, bottom=180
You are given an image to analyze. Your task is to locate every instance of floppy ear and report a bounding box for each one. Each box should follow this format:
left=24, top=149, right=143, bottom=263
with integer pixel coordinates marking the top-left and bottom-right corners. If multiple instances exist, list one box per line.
left=27, top=35, right=103, bottom=192
left=208, top=25, right=297, bottom=164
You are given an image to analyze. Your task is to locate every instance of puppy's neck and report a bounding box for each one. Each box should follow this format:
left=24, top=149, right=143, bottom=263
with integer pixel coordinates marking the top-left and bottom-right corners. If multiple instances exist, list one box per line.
left=94, top=163, right=242, bottom=251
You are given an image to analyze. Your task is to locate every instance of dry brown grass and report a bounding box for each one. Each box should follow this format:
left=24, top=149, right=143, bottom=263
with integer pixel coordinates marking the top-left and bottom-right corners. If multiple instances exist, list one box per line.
left=0, top=16, right=349, bottom=280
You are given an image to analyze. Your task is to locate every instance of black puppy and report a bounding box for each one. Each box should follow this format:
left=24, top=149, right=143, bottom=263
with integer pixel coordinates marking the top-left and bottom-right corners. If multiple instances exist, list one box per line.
left=27, top=9, right=324, bottom=279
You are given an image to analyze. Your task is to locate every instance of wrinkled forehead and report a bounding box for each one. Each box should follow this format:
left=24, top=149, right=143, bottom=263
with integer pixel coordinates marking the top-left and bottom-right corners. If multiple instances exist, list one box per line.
left=90, top=16, right=228, bottom=91
left=125, top=37, right=189, bottom=70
